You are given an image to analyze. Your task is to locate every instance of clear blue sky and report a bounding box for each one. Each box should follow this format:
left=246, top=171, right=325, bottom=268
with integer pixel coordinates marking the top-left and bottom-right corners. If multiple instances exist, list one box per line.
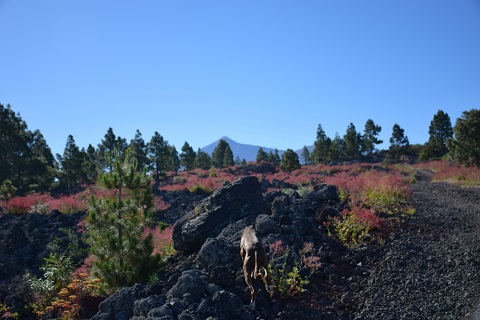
left=1, top=1, right=479, bottom=157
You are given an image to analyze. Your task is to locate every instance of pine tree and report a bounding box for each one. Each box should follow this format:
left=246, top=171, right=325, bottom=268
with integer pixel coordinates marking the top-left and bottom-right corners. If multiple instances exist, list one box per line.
left=212, top=139, right=231, bottom=168
left=301, top=146, right=310, bottom=165
left=223, top=145, right=234, bottom=167
left=168, top=145, right=181, bottom=175
left=423, top=110, right=453, bottom=159
left=57, top=135, right=88, bottom=192
left=26, top=130, right=57, bottom=192
left=85, top=144, right=98, bottom=184
left=180, top=142, right=196, bottom=171
left=0, top=179, right=16, bottom=205
left=98, top=128, right=127, bottom=172
left=362, top=119, right=383, bottom=156
left=344, top=123, right=361, bottom=160
left=389, top=123, right=410, bottom=161
left=234, top=156, right=243, bottom=166
left=312, top=124, right=331, bottom=164
left=328, top=133, right=345, bottom=162
left=256, top=147, right=268, bottom=163
left=280, top=149, right=301, bottom=172
left=148, top=132, right=169, bottom=180
left=87, top=146, right=163, bottom=292
left=447, top=109, right=480, bottom=167
left=194, top=149, right=212, bottom=170
left=268, top=149, right=281, bottom=166
left=130, top=130, right=149, bottom=171
left=0, top=104, right=56, bottom=194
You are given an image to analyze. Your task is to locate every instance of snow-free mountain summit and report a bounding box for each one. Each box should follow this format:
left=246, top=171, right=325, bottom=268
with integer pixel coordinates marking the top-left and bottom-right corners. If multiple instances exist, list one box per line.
left=200, top=136, right=313, bottom=163
left=201, top=137, right=281, bottom=162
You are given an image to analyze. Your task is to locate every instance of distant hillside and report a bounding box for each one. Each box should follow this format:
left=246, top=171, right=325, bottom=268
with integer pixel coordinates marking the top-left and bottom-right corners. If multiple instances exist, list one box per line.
left=201, top=136, right=313, bottom=164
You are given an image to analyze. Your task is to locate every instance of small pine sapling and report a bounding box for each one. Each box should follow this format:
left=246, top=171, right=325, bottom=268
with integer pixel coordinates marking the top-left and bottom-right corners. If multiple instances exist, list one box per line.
left=86, top=146, right=166, bottom=293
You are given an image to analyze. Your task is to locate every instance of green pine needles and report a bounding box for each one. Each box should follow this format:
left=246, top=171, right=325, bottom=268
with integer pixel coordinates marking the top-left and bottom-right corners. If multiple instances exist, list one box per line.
left=86, top=145, right=165, bottom=293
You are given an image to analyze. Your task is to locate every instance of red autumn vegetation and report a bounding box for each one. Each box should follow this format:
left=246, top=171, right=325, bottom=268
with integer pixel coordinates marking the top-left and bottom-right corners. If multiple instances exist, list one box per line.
left=142, top=225, right=175, bottom=255
left=414, top=160, right=480, bottom=186
left=3, top=185, right=169, bottom=215
left=4, top=160, right=478, bottom=249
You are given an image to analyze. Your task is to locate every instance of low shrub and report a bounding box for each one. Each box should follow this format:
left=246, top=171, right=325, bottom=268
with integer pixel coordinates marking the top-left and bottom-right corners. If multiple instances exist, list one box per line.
left=324, top=206, right=382, bottom=247
left=0, top=303, right=18, bottom=320
left=267, top=240, right=321, bottom=299
left=44, top=273, right=101, bottom=320
left=47, top=194, right=88, bottom=214
left=25, top=228, right=87, bottom=316
left=5, top=193, right=51, bottom=214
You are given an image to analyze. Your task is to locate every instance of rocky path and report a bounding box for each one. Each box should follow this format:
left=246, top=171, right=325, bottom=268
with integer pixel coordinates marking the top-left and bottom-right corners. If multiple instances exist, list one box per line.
left=350, top=171, right=480, bottom=319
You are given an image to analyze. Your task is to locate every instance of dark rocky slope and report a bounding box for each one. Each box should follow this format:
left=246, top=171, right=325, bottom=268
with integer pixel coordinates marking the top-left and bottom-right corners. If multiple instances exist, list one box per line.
left=2, top=171, right=480, bottom=319
left=0, top=210, right=86, bottom=319
left=92, top=172, right=480, bottom=320
left=92, top=176, right=349, bottom=320
left=349, top=171, right=480, bottom=319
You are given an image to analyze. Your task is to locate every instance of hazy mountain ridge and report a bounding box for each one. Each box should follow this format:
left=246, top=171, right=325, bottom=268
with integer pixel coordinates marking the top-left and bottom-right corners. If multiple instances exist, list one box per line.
left=201, top=136, right=313, bottom=163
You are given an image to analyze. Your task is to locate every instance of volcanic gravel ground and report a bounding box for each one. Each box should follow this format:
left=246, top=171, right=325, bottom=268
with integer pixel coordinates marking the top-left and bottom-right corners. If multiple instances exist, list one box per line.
left=350, top=171, right=480, bottom=319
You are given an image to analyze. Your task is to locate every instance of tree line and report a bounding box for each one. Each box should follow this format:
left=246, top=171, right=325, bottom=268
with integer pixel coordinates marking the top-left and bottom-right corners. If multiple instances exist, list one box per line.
left=305, top=109, right=478, bottom=167
left=1, top=103, right=479, bottom=197
left=0, top=103, right=246, bottom=196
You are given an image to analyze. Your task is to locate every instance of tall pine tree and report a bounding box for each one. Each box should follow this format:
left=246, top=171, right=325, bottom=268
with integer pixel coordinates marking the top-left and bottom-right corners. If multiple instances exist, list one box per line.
left=301, top=146, right=311, bottom=165
left=423, top=110, right=453, bottom=159
left=148, top=132, right=169, bottom=180
left=195, top=149, right=212, bottom=170
left=168, top=145, right=180, bottom=175
left=328, top=133, right=345, bottom=162
left=256, top=147, right=268, bottom=163
left=98, top=128, right=127, bottom=172
left=389, top=123, right=410, bottom=161
left=362, top=119, right=382, bottom=156
left=130, top=130, right=149, bottom=171
left=344, top=123, right=361, bottom=160
left=180, top=142, right=196, bottom=171
left=312, top=124, right=331, bottom=164
left=223, top=144, right=234, bottom=167
left=0, top=104, right=56, bottom=194
left=212, top=139, right=231, bottom=168
left=280, top=149, right=301, bottom=172
left=57, top=135, right=89, bottom=192
left=447, top=109, right=480, bottom=167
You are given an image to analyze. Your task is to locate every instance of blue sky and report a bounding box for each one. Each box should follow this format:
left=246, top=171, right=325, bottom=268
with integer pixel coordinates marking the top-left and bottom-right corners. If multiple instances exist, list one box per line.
left=1, top=1, right=479, bottom=157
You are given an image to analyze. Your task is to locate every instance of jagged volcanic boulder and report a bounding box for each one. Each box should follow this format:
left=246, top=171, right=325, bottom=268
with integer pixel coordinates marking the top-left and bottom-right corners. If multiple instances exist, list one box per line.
left=93, top=177, right=348, bottom=320
left=172, top=176, right=269, bottom=252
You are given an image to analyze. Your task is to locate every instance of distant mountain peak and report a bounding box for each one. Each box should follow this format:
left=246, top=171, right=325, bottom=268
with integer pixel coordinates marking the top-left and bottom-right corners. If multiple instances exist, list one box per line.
left=200, top=136, right=312, bottom=164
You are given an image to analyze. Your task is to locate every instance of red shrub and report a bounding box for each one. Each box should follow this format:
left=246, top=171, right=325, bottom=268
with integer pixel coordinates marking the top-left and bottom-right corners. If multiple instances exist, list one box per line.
left=415, top=160, right=480, bottom=184
left=159, top=170, right=231, bottom=193
left=345, top=206, right=382, bottom=229
left=47, top=194, right=88, bottom=214
left=5, top=193, right=52, bottom=214
left=321, top=168, right=411, bottom=204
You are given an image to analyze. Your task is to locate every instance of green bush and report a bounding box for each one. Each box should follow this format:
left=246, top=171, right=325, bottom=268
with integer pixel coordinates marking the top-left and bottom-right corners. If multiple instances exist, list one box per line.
left=267, top=241, right=321, bottom=299
left=86, top=146, right=165, bottom=293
